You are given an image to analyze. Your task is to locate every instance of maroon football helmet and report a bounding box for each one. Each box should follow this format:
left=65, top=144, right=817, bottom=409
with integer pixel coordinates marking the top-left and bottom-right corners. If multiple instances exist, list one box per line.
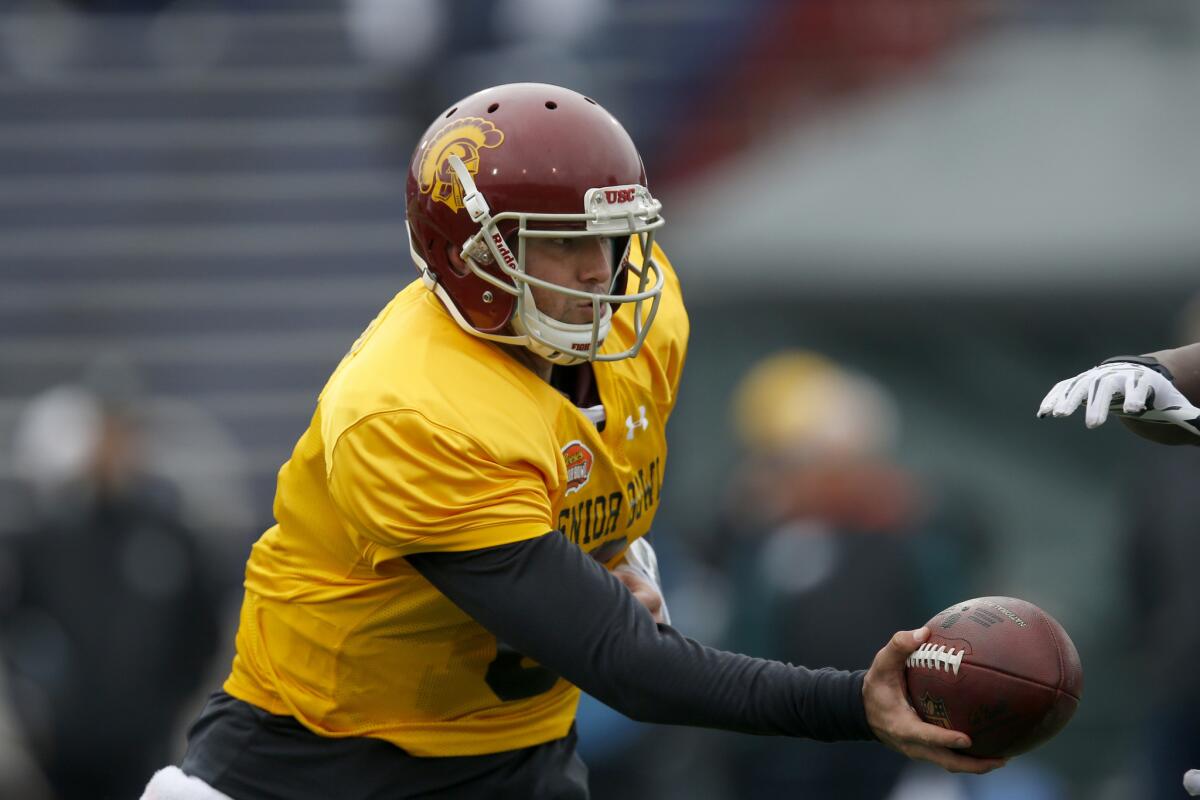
left=405, top=83, right=665, bottom=365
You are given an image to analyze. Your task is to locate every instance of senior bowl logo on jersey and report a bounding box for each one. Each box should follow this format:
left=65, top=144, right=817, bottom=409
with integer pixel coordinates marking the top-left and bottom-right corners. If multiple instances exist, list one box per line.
left=418, top=117, right=504, bottom=212
left=562, top=441, right=594, bottom=495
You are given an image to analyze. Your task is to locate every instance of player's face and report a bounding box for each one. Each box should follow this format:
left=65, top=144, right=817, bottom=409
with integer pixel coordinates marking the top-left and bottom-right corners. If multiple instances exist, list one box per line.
left=523, top=236, right=614, bottom=325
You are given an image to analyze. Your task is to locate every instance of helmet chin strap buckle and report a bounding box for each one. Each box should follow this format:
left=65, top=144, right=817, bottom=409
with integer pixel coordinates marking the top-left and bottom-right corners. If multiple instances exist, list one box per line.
left=448, top=155, right=491, bottom=224
left=463, top=237, right=493, bottom=265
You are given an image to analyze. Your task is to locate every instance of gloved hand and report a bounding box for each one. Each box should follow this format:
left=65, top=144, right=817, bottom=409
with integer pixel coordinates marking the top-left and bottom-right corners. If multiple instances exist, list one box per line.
left=613, top=537, right=670, bottom=625
left=1184, top=768, right=1200, bottom=796
left=1038, top=360, right=1200, bottom=437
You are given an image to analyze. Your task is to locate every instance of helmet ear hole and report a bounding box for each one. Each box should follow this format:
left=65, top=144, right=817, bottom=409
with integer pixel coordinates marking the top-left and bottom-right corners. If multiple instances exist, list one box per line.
left=444, top=243, right=471, bottom=278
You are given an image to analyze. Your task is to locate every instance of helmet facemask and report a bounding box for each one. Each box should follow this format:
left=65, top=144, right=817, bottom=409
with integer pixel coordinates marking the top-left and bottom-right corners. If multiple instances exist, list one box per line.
left=418, top=154, right=666, bottom=366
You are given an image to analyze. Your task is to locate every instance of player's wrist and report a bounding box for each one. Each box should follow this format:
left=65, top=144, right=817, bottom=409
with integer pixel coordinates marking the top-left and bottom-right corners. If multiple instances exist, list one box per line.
left=1099, top=355, right=1175, bottom=382
left=854, top=669, right=880, bottom=742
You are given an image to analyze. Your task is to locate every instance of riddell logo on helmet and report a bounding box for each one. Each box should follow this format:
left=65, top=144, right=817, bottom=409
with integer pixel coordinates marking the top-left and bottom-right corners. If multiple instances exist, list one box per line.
left=491, top=233, right=517, bottom=269
left=604, top=188, right=637, bottom=204
left=418, top=117, right=504, bottom=213
left=562, top=441, right=594, bottom=495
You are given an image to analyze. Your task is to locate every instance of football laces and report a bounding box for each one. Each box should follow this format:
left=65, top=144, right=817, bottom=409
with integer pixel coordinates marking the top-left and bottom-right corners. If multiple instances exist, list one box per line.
left=906, top=643, right=965, bottom=675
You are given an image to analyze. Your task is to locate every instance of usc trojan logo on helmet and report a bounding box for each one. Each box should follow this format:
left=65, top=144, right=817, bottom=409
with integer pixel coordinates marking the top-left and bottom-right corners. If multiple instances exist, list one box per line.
left=417, top=117, right=504, bottom=212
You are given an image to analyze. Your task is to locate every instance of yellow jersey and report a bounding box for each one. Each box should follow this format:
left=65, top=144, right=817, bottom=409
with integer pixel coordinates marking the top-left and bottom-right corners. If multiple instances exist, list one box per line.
left=223, top=242, right=688, bottom=757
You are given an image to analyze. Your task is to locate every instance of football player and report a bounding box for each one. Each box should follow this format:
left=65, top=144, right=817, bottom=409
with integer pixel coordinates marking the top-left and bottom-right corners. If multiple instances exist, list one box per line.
left=1038, top=344, right=1200, bottom=443
left=1041, top=343, right=1200, bottom=798
left=156, top=84, right=1005, bottom=799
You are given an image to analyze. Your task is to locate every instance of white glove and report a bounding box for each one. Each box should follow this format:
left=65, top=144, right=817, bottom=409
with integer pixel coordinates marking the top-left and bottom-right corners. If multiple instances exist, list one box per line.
left=614, top=537, right=670, bottom=625
left=1037, top=361, right=1200, bottom=436
left=1184, top=768, right=1200, bottom=796
left=141, top=766, right=234, bottom=800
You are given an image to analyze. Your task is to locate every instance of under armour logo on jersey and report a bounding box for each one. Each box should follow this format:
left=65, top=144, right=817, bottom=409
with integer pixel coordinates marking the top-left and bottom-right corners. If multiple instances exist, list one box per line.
left=625, top=406, right=649, bottom=440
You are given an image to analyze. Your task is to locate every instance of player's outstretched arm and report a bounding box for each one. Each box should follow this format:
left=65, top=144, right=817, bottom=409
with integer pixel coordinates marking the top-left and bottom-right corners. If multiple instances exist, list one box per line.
left=1037, top=348, right=1200, bottom=445
left=409, top=532, right=871, bottom=742
left=863, top=627, right=1006, bottom=775
left=411, top=535, right=1009, bottom=773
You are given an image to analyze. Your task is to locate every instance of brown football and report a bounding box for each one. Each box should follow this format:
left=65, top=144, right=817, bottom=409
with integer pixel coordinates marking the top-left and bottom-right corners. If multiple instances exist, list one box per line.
left=904, top=596, right=1083, bottom=758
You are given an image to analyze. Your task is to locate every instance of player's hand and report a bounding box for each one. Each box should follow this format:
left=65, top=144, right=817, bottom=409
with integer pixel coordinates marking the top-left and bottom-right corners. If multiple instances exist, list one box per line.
left=1037, top=362, right=1200, bottom=435
left=612, top=566, right=667, bottom=624
left=613, top=537, right=670, bottom=624
left=1184, top=768, right=1200, bottom=796
left=863, top=627, right=1007, bottom=775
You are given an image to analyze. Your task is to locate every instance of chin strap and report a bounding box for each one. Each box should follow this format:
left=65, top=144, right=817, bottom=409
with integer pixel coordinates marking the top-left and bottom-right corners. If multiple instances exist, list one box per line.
left=448, top=155, right=491, bottom=224
left=511, top=285, right=613, bottom=366
left=432, top=155, right=660, bottom=365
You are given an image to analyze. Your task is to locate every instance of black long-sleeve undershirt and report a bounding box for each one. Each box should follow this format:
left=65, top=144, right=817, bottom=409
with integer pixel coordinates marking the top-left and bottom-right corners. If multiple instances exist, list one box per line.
left=407, top=532, right=875, bottom=743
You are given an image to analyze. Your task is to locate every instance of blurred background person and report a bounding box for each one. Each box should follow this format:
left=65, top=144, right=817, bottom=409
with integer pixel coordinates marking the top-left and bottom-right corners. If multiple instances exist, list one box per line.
left=0, top=366, right=225, bottom=800
left=0, top=659, right=52, bottom=800
left=705, top=350, right=981, bottom=799
left=1039, top=296, right=1200, bottom=799
left=1122, top=412, right=1200, bottom=799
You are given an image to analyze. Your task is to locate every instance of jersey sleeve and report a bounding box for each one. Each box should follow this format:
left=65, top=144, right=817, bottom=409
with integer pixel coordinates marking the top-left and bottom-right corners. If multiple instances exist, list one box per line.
left=1153, top=343, right=1200, bottom=406
left=327, top=409, right=554, bottom=556
left=1117, top=344, right=1200, bottom=446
